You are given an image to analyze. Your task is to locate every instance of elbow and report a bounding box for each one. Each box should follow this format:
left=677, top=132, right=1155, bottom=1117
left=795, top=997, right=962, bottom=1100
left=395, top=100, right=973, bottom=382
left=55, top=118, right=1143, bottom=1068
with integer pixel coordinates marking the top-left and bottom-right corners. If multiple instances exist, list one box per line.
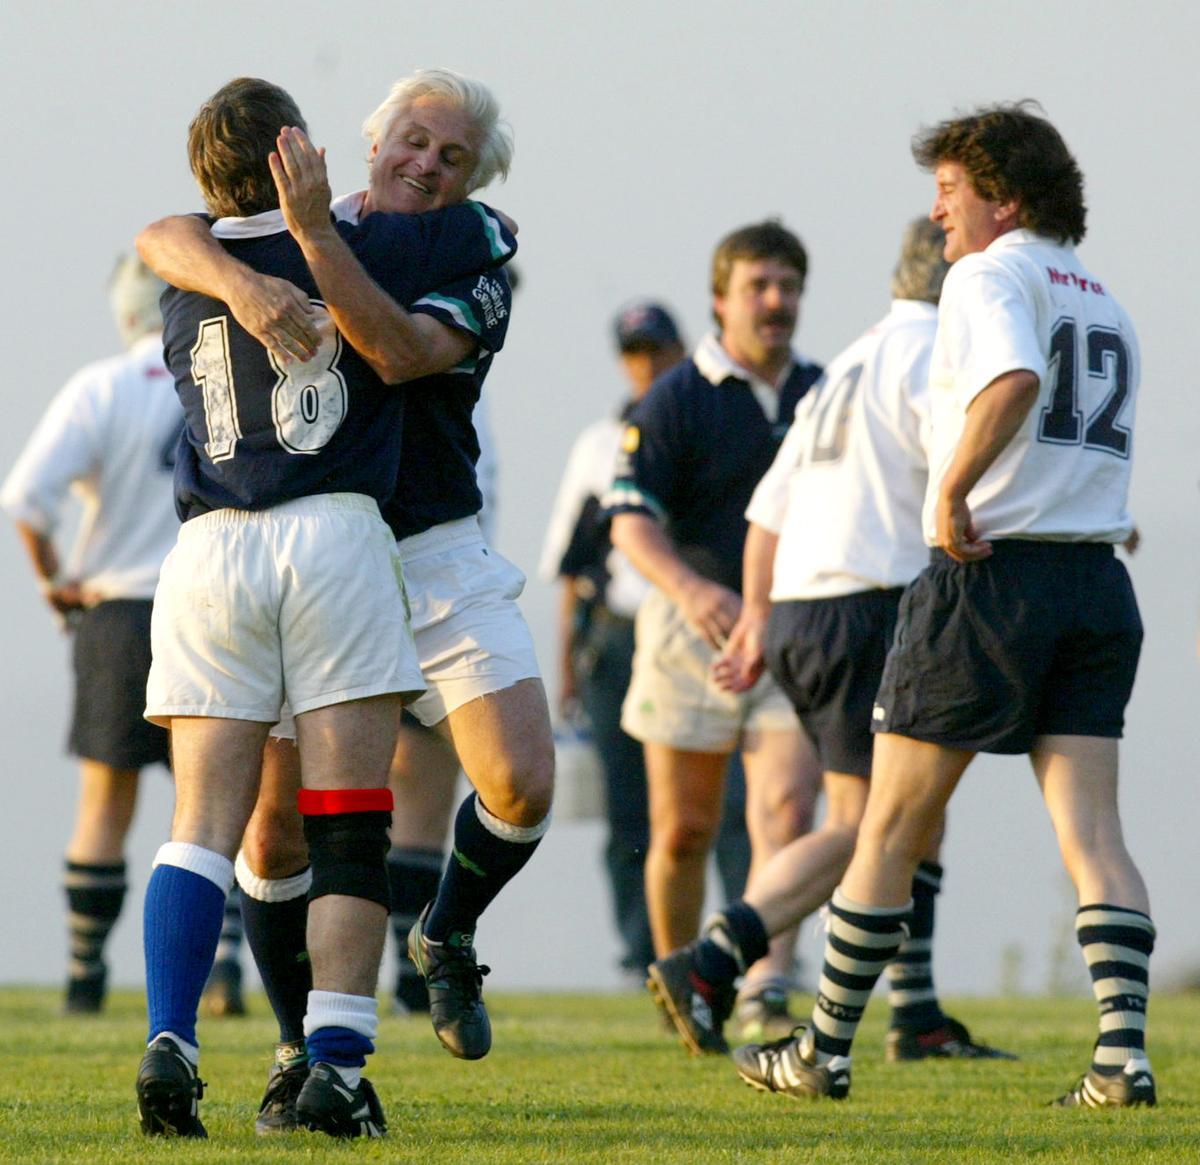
left=369, top=342, right=437, bottom=386
left=374, top=359, right=409, bottom=386
left=610, top=513, right=643, bottom=555
left=358, top=345, right=418, bottom=385
left=134, top=224, right=157, bottom=266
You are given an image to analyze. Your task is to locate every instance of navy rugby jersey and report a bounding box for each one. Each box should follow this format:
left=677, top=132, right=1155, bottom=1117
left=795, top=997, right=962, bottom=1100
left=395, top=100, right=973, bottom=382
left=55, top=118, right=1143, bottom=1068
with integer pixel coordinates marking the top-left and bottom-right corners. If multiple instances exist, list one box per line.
left=380, top=266, right=512, bottom=540
left=162, top=202, right=515, bottom=520
left=603, top=336, right=821, bottom=593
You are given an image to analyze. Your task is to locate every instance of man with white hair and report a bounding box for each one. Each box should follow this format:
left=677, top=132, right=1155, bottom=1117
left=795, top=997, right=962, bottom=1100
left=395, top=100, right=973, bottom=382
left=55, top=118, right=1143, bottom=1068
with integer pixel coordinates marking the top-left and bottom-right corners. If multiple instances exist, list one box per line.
left=133, top=76, right=517, bottom=1140
left=1, top=256, right=184, bottom=1014
left=138, top=68, right=553, bottom=1129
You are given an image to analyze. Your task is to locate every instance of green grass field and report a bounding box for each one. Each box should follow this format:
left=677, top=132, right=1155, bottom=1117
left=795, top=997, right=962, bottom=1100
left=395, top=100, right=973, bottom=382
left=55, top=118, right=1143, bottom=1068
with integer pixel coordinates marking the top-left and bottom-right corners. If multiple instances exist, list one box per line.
left=1, top=987, right=1196, bottom=1163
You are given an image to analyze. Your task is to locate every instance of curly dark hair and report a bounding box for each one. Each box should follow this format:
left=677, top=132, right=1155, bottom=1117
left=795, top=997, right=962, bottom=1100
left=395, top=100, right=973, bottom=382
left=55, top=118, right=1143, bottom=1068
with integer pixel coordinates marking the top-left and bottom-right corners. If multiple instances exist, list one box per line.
left=188, top=78, right=307, bottom=218
left=912, top=101, right=1086, bottom=245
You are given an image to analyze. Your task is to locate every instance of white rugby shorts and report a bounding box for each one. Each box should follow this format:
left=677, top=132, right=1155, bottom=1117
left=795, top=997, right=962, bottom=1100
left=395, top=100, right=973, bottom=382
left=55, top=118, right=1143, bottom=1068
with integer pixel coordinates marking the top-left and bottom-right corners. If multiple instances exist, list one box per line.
left=272, top=515, right=540, bottom=738
left=145, top=493, right=424, bottom=725
left=621, top=586, right=799, bottom=752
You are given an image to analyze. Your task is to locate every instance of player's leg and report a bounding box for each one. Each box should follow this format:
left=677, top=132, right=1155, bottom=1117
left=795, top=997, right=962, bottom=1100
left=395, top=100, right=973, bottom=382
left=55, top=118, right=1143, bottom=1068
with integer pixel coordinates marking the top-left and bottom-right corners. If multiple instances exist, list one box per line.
left=746, top=771, right=866, bottom=932
left=290, top=693, right=398, bottom=1139
left=65, top=598, right=167, bottom=1013
left=735, top=734, right=971, bottom=1099
left=401, top=680, right=552, bottom=1059
left=735, top=723, right=820, bottom=1035
left=650, top=769, right=862, bottom=1056
left=641, top=743, right=735, bottom=1053
left=138, top=716, right=268, bottom=1137
left=643, top=742, right=731, bottom=953
left=63, top=759, right=139, bottom=1012
left=1034, top=734, right=1156, bottom=1106
left=395, top=522, right=551, bottom=1061
left=881, top=817, right=1013, bottom=1060
left=238, top=736, right=312, bottom=1134
left=386, top=717, right=459, bottom=1013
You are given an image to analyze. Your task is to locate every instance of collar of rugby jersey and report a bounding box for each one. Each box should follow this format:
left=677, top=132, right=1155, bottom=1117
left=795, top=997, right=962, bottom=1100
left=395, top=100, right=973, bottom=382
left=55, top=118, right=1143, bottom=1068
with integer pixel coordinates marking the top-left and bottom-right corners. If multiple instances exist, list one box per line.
left=693, top=331, right=802, bottom=421
left=984, top=227, right=1068, bottom=255
left=209, top=190, right=366, bottom=240
left=887, top=299, right=939, bottom=321
left=210, top=208, right=289, bottom=239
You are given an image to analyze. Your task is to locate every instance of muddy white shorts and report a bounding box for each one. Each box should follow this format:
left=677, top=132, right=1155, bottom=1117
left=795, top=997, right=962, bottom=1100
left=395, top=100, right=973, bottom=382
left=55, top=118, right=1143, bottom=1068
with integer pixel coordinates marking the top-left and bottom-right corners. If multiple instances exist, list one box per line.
left=146, top=493, right=424, bottom=725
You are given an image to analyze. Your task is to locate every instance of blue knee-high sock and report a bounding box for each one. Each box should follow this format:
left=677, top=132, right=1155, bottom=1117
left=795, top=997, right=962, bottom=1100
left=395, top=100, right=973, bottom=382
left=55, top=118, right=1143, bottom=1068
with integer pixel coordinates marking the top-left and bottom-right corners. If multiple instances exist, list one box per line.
left=144, top=843, right=234, bottom=1048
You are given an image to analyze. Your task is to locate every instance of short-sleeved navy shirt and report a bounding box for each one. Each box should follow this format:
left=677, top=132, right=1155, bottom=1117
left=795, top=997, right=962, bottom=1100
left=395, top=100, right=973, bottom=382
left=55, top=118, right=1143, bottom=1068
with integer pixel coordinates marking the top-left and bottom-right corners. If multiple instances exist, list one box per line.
left=603, top=335, right=822, bottom=592
left=380, top=267, right=512, bottom=540
left=162, top=202, right=516, bottom=520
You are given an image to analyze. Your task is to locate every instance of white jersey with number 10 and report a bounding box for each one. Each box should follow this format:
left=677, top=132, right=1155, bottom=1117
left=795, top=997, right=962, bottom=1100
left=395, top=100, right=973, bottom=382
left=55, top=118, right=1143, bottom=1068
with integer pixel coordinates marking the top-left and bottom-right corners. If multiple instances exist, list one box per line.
left=746, top=300, right=935, bottom=601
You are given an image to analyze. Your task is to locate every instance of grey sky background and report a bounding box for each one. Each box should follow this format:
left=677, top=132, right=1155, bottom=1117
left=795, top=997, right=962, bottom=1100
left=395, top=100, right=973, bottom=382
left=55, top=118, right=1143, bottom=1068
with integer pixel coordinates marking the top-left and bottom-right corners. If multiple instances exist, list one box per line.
left=2, top=2, right=1197, bottom=998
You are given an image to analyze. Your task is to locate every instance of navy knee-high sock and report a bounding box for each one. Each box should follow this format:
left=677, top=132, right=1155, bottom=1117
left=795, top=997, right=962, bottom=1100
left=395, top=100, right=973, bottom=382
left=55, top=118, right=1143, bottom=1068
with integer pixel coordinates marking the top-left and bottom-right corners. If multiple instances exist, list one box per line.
left=424, top=794, right=548, bottom=946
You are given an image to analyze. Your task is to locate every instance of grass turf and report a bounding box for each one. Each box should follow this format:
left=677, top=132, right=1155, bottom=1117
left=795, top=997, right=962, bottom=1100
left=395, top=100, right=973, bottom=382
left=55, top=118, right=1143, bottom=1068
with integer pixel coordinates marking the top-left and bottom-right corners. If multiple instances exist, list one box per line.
left=0, top=987, right=1196, bottom=1162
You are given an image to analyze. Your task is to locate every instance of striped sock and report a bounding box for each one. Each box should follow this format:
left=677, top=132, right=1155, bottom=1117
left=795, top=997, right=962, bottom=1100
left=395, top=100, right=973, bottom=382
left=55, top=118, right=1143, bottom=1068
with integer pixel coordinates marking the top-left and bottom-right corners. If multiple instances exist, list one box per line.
left=886, top=861, right=946, bottom=1033
left=809, top=888, right=910, bottom=1062
left=1076, top=904, right=1155, bottom=1074
left=63, top=859, right=126, bottom=984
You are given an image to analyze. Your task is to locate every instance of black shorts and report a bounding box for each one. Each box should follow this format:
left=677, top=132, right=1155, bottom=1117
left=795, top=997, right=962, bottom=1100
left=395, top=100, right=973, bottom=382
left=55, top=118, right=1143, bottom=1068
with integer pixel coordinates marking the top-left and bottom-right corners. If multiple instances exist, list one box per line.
left=70, top=599, right=170, bottom=770
left=872, top=541, right=1142, bottom=754
left=764, top=588, right=904, bottom=778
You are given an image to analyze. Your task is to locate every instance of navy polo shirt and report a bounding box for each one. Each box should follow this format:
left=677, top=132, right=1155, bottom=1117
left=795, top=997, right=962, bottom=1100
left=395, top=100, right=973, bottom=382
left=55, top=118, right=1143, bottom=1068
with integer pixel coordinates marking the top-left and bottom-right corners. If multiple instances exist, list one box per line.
left=603, top=334, right=821, bottom=592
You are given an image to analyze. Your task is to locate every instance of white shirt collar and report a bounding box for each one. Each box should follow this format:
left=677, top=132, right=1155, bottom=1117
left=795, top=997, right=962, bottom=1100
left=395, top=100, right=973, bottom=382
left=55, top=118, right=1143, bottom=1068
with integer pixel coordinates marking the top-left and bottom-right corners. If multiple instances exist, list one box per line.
left=888, top=298, right=938, bottom=320
left=210, top=209, right=288, bottom=239
left=986, top=227, right=1067, bottom=254
left=209, top=190, right=366, bottom=239
left=693, top=332, right=797, bottom=391
left=693, top=333, right=801, bottom=422
left=331, top=190, right=366, bottom=225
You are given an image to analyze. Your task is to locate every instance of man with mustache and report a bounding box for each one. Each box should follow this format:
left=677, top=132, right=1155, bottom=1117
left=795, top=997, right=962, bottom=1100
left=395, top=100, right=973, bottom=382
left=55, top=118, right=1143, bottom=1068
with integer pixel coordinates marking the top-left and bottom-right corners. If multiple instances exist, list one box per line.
left=605, top=221, right=822, bottom=1049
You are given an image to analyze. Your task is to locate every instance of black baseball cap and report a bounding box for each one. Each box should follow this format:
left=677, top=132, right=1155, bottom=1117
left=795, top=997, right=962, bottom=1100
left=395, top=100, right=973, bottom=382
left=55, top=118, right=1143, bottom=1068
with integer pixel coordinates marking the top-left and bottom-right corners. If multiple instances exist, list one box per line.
left=613, top=301, right=681, bottom=351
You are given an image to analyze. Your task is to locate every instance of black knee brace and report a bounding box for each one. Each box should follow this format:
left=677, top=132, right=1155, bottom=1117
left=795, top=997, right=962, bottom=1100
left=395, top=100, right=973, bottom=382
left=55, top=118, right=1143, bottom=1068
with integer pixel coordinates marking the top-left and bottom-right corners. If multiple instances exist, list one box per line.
left=299, top=788, right=393, bottom=909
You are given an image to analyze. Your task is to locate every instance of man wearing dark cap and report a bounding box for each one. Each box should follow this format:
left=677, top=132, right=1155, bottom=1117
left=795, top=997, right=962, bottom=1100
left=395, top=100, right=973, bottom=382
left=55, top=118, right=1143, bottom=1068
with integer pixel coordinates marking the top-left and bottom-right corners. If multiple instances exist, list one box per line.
left=540, top=302, right=685, bottom=978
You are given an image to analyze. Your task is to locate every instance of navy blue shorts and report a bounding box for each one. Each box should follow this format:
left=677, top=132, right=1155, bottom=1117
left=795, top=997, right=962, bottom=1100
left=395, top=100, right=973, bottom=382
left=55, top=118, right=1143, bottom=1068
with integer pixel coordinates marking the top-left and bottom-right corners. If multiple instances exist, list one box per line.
left=765, top=588, right=903, bottom=778
left=70, top=599, right=170, bottom=770
left=871, top=541, right=1142, bottom=754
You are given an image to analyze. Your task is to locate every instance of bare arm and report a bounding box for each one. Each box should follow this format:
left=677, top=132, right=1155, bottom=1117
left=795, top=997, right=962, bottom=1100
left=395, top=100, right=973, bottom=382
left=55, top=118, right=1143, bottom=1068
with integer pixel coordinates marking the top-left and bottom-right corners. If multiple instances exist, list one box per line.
left=712, top=521, right=778, bottom=692
left=136, top=214, right=319, bottom=363
left=936, top=369, right=1040, bottom=562
left=271, top=127, right=474, bottom=384
left=556, top=580, right=582, bottom=720
left=13, top=521, right=90, bottom=617
left=611, top=511, right=740, bottom=650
